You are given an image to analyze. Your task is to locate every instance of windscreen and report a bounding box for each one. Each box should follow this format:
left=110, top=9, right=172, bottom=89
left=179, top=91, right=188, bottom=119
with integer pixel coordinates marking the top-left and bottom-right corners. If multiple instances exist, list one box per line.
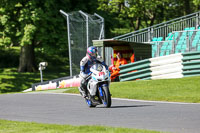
left=91, top=63, right=103, bottom=72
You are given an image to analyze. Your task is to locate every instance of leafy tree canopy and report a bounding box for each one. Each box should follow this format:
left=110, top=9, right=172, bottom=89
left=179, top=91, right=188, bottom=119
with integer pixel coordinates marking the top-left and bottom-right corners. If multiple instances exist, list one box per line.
left=98, top=0, right=200, bottom=35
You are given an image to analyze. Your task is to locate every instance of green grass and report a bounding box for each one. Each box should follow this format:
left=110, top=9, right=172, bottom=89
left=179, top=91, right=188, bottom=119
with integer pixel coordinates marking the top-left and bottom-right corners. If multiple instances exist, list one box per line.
left=0, top=47, right=69, bottom=93
left=111, top=76, right=200, bottom=103
left=64, top=76, right=200, bottom=103
left=0, top=68, right=39, bottom=93
left=0, top=119, right=165, bottom=133
left=0, top=67, right=69, bottom=93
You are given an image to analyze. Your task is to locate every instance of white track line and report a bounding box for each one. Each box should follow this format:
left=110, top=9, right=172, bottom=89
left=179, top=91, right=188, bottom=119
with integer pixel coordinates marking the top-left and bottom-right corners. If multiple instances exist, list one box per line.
left=26, top=92, right=200, bottom=105
left=112, top=97, right=200, bottom=105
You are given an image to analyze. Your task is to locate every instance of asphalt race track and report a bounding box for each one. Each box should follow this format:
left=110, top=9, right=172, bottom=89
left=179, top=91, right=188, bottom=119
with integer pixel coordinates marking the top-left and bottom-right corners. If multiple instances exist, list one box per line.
left=0, top=93, right=200, bottom=133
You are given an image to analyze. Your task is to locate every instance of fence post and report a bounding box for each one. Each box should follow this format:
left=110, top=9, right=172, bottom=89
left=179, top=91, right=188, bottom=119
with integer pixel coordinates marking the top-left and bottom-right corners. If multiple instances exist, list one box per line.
left=79, top=10, right=89, bottom=48
left=157, top=42, right=160, bottom=57
left=196, top=13, right=199, bottom=29
left=172, top=32, right=175, bottom=54
left=60, top=10, right=72, bottom=77
left=186, top=31, right=189, bottom=52
left=151, top=28, right=154, bottom=41
left=94, top=13, right=104, bottom=40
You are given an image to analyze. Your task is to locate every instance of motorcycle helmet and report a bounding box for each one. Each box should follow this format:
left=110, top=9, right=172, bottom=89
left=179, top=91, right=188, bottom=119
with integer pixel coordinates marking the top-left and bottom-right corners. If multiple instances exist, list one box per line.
left=87, top=46, right=97, bottom=61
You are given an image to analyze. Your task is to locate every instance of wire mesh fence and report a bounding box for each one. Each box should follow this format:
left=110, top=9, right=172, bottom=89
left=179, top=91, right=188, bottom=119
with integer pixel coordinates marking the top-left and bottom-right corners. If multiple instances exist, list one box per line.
left=60, top=10, right=104, bottom=76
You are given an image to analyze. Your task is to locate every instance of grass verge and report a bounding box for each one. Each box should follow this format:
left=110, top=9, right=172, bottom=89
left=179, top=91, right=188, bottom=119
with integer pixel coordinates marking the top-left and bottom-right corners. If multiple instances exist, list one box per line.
left=0, top=67, right=69, bottom=93
left=0, top=119, right=166, bottom=133
left=0, top=47, right=69, bottom=93
left=64, top=76, right=200, bottom=103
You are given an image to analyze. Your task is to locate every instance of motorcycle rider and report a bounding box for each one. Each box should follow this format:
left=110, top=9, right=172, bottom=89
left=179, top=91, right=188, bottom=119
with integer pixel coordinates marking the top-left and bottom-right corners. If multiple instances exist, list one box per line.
left=78, top=46, right=108, bottom=98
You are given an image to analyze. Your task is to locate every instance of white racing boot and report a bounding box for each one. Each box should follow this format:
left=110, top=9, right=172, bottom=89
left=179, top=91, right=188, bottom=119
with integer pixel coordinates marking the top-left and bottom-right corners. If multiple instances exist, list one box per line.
left=78, top=87, right=87, bottom=98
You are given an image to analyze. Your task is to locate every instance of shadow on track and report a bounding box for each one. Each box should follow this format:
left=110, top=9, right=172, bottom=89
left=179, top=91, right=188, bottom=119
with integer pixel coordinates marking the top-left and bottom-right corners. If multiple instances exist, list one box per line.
left=97, top=105, right=154, bottom=108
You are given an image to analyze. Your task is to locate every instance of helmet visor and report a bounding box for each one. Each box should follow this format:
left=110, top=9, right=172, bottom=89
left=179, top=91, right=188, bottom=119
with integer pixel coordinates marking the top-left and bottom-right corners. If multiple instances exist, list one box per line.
left=91, top=52, right=97, bottom=57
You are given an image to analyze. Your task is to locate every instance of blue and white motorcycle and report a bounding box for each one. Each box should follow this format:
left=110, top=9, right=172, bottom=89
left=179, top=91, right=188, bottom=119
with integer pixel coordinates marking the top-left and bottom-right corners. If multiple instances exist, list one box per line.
left=79, top=63, right=111, bottom=108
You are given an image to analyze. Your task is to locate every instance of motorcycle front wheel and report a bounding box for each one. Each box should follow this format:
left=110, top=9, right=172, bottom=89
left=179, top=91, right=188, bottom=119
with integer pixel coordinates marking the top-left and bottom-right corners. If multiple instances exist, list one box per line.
left=101, top=86, right=111, bottom=108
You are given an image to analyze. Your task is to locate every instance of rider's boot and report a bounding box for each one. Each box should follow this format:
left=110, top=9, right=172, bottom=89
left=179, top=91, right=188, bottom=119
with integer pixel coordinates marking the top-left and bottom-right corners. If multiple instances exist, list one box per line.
left=91, top=96, right=101, bottom=105
left=78, top=87, right=87, bottom=98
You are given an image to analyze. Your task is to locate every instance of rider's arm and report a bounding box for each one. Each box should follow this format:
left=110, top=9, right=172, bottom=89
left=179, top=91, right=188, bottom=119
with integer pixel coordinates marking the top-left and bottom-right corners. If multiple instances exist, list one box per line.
left=80, top=56, right=88, bottom=74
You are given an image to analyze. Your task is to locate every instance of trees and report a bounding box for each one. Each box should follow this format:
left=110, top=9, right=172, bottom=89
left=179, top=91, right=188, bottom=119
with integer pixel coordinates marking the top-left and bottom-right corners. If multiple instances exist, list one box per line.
left=0, top=0, right=70, bottom=72
left=98, top=0, right=166, bottom=31
left=1, top=1, right=39, bottom=71
left=0, top=0, right=100, bottom=72
left=1, top=0, right=200, bottom=72
left=97, top=0, right=200, bottom=35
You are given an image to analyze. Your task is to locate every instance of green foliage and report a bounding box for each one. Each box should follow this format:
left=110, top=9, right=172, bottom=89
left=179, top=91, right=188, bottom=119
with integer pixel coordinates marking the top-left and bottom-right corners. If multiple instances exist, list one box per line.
left=0, top=0, right=100, bottom=72
left=0, top=0, right=199, bottom=49
left=97, top=0, right=200, bottom=35
left=193, top=0, right=200, bottom=7
left=0, top=0, right=101, bottom=52
left=0, top=1, right=69, bottom=52
left=98, top=0, right=166, bottom=31
left=20, top=24, right=36, bottom=46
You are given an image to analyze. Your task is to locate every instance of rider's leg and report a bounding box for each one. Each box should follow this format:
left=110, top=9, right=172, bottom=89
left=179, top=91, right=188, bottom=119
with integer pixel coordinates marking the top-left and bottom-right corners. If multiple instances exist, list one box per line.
left=79, top=78, right=87, bottom=98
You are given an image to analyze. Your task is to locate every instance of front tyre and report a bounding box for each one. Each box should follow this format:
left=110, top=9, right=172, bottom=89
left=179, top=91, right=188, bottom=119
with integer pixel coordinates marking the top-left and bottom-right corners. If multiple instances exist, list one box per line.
left=101, top=86, right=111, bottom=108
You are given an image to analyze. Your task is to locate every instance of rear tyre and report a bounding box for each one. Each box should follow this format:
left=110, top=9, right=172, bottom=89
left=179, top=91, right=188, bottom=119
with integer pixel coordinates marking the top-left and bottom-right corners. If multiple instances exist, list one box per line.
left=101, top=86, right=111, bottom=108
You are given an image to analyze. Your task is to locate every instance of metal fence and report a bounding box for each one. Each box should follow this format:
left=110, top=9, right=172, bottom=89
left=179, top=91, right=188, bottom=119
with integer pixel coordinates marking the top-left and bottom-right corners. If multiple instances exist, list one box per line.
left=152, top=29, right=200, bottom=57
left=113, top=11, right=200, bottom=43
left=60, top=10, right=104, bottom=76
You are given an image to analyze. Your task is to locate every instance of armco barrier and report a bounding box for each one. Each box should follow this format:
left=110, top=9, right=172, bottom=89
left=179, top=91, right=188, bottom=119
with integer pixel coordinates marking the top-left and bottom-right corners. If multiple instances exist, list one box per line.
left=119, top=59, right=150, bottom=74
left=119, top=51, right=200, bottom=81
left=182, top=51, right=200, bottom=77
left=120, top=68, right=151, bottom=81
